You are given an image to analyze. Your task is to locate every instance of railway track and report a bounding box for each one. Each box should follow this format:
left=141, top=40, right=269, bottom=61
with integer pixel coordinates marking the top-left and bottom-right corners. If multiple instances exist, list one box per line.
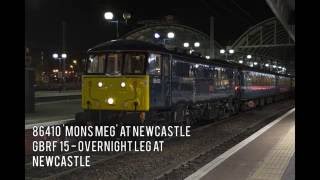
left=25, top=100, right=294, bottom=180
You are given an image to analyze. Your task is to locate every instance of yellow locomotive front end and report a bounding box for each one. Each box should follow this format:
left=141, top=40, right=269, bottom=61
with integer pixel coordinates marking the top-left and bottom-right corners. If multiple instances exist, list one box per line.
left=82, top=51, right=150, bottom=112
left=82, top=75, right=149, bottom=111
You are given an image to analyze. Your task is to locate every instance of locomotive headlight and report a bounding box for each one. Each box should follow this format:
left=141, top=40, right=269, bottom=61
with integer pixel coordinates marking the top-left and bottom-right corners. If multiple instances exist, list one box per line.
left=97, top=82, right=103, bottom=88
left=120, top=82, right=126, bottom=88
left=107, top=98, right=114, bottom=105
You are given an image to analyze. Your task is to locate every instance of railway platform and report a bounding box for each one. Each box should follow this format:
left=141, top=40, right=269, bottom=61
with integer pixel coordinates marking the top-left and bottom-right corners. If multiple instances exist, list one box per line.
left=26, top=90, right=81, bottom=128
left=185, top=108, right=295, bottom=180
left=35, top=90, right=81, bottom=98
left=25, top=99, right=81, bottom=129
left=35, top=90, right=81, bottom=102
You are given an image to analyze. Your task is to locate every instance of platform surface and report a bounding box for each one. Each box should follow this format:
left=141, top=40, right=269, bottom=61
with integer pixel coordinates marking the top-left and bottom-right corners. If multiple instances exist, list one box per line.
left=25, top=99, right=81, bottom=128
left=35, top=90, right=81, bottom=98
left=186, top=108, right=295, bottom=180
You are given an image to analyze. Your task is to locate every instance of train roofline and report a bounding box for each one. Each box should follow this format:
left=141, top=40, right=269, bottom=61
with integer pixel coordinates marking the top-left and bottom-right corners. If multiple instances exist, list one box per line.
left=87, top=39, right=294, bottom=78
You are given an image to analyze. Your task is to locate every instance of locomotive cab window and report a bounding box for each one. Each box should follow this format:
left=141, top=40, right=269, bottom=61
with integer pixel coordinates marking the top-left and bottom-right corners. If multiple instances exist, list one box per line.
left=148, top=54, right=161, bottom=75
left=123, top=53, right=146, bottom=75
left=106, top=53, right=123, bottom=75
left=87, top=54, right=105, bottom=74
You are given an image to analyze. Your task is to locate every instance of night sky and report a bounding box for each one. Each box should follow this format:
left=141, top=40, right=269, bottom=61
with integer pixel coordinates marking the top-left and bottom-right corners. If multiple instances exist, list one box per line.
left=25, top=0, right=274, bottom=59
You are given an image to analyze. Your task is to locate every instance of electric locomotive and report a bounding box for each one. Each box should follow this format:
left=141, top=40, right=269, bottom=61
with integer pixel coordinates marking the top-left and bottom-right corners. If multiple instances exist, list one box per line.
left=77, top=39, right=293, bottom=124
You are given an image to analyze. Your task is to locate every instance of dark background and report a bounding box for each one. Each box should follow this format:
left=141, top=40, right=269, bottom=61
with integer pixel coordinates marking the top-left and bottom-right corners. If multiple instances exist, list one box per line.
left=25, top=0, right=274, bottom=58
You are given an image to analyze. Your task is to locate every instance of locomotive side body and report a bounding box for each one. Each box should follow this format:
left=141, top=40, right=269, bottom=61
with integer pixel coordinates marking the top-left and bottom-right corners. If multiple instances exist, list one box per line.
left=170, top=55, right=237, bottom=105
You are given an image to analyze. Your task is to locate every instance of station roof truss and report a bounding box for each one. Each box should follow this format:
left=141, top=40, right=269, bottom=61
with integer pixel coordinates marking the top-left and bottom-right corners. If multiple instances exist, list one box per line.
left=231, top=17, right=295, bottom=75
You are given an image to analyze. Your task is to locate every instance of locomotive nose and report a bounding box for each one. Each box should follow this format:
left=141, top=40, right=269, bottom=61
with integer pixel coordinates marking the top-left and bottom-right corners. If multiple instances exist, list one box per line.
left=82, top=76, right=150, bottom=111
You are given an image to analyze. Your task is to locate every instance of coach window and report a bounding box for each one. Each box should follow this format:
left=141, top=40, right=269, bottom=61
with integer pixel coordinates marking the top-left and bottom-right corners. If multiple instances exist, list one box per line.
left=106, top=53, right=122, bottom=75
left=148, top=53, right=161, bottom=75
left=87, top=54, right=105, bottom=74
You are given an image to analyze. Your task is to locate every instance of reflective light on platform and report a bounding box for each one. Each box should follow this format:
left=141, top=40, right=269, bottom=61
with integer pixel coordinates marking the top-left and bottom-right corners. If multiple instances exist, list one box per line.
left=120, top=82, right=126, bottom=88
left=107, top=98, right=114, bottom=105
left=254, top=62, right=258, bottom=66
left=98, top=82, right=103, bottom=87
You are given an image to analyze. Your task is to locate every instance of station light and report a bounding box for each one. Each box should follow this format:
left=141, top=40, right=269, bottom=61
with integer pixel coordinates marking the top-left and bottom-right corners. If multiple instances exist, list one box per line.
left=154, top=33, right=160, bottom=39
left=205, top=56, right=210, bottom=59
left=272, top=65, right=277, bottom=68
left=220, top=49, right=226, bottom=54
left=246, top=55, right=252, bottom=59
left=265, top=63, right=270, bottom=67
left=70, top=65, right=74, bottom=69
left=239, top=60, right=243, bottom=64
left=122, top=12, right=132, bottom=22
left=104, top=12, right=114, bottom=20
left=52, top=53, right=58, bottom=59
left=228, top=49, right=235, bottom=54
left=183, top=42, right=189, bottom=47
left=73, top=60, right=77, bottom=64
left=194, top=42, right=200, bottom=47
left=61, top=53, right=67, bottom=59
left=167, top=32, right=175, bottom=39
left=253, top=62, right=258, bottom=65
left=98, top=82, right=103, bottom=88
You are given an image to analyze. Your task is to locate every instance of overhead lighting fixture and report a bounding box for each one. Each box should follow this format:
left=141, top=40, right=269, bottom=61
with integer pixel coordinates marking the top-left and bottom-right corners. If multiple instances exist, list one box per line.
left=167, top=32, right=175, bottom=39
left=52, top=53, right=58, bottom=59
left=154, top=33, right=160, bottom=39
left=61, top=53, right=67, bottom=59
left=228, top=49, right=234, bottom=54
left=104, top=12, right=114, bottom=20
